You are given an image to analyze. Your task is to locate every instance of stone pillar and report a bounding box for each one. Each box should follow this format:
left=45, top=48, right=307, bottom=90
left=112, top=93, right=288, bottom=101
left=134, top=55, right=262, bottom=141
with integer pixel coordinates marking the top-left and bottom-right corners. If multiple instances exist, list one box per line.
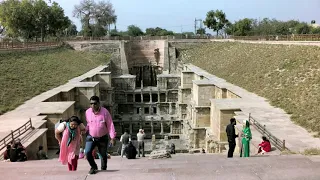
left=129, top=122, right=133, bottom=134
left=170, top=122, right=173, bottom=134
left=160, top=122, right=164, bottom=134
left=152, top=134, right=156, bottom=150
left=169, top=102, right=172, bottom=115
left=165, top=92, right=168, bottom=102
left=149, top=91, right=152, bottom=103
left=151, top=121, right=154, bottom=134
left=157, top=91, right=160, bottom=103
left=194, top=130, right=198, bottom=149
left=133, top=93, right=135, bottom=102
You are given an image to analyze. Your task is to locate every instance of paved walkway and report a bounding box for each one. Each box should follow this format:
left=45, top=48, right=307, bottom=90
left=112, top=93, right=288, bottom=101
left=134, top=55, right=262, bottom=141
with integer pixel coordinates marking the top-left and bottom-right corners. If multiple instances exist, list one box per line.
left=1, top=154, right=320, bottom=180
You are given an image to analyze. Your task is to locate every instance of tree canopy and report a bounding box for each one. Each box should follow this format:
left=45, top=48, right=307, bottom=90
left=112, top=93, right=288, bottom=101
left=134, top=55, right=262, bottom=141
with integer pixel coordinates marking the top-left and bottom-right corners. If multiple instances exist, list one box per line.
left=73, top=0, right=116, bottom=37
left=203, top=10, right=229, bottom=36
left=0, top=0, right=72, bottom=41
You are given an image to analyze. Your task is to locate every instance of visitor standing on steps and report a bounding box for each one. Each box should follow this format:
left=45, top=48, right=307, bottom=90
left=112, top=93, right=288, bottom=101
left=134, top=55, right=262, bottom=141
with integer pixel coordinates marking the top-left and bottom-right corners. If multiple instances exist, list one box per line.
left=120, top=129, right=131, bottom=158
left=137, top=129, right=146, bottom=157
left=240, top=120, right=252, bottom=158
left=226, top=118, right=238, bottom=158
left=85, top=96, right=116, bottom=175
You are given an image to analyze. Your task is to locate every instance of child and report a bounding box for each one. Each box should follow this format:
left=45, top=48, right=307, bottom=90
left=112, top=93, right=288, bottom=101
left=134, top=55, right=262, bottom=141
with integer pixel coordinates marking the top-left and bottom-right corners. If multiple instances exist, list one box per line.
left=55, top=116, right=84, bottom=171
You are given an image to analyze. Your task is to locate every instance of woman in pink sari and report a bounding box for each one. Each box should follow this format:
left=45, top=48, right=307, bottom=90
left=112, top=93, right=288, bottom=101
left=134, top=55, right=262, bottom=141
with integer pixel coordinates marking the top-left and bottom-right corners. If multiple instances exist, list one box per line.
left=55, top=116, right=84, bottom=171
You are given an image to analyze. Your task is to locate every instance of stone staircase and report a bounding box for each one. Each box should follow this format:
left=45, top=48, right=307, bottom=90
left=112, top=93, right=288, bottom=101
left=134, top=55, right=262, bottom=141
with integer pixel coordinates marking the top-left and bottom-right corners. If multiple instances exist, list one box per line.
left=234, top=111, right=281, bottom=155
left=1, top=154, right=320, bottom=179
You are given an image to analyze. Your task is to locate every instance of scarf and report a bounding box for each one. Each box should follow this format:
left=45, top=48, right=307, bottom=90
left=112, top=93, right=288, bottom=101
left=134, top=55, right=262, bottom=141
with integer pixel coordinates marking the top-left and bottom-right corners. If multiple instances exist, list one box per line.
left=67, top=122, right=76, bottom=146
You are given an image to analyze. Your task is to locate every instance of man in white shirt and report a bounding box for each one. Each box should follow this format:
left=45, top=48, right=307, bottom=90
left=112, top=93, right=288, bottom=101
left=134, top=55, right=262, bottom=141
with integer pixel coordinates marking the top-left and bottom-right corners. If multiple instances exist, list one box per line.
left=137, top=129, right=146, bottom=157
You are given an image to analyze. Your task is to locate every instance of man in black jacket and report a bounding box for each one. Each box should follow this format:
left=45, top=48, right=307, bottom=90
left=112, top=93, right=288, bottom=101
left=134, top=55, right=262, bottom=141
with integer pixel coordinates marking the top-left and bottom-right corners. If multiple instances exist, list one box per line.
left=226, top=118, right=238, bottom=158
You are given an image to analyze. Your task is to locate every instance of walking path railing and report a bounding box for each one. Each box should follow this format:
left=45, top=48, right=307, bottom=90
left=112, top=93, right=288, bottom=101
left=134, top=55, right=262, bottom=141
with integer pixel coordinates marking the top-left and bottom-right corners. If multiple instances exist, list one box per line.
left=248, top=113, right=288, bottom=151
left=0, top=119, right=34, bottom=153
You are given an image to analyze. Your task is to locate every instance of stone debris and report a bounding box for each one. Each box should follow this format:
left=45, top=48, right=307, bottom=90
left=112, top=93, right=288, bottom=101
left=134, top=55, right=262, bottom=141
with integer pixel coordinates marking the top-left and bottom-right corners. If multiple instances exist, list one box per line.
left=148, top=150, right=172, bottom=159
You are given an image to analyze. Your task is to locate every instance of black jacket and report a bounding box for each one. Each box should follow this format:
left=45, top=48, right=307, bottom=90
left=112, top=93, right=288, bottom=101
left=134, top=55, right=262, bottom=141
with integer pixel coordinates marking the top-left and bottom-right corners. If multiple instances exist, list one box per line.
left=125, top=144, right=137, bottom=159
left=226, top=123, right=238, bottom=143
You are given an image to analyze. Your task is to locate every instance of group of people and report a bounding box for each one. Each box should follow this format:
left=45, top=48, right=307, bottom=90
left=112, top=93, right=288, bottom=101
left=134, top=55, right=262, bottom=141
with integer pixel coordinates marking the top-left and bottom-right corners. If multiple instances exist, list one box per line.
left=119, top=128, right=146, bottom=159
left=3, top=139, right=27, bottom=162
left=54, top=95, right=116, bottom=174
left=226, top=118, right=271, bottom=158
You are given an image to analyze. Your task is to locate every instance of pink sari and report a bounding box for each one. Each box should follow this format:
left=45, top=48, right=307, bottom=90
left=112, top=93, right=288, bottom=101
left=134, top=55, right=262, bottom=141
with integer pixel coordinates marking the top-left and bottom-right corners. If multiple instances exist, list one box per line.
left=59, top=125, right=81, bottom=165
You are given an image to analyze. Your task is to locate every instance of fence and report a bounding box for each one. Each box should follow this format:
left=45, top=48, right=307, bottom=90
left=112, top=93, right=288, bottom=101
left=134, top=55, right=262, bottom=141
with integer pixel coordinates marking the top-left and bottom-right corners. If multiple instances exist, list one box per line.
left=248, top=113, right=287, bottom=151
left=233, top=34, right=320, bottom=41
left=2, top=34, right=320, bottom=51
left=0, top=119, right=34, bottom=153
left=0, top=41, right=61, bottom=50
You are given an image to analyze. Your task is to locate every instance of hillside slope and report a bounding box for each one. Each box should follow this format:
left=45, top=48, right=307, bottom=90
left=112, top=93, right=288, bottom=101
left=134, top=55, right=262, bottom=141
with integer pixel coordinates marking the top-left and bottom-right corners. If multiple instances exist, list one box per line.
left=0, top=48, right=110, bottom=115
left=179, top=42, right=320, bottom=136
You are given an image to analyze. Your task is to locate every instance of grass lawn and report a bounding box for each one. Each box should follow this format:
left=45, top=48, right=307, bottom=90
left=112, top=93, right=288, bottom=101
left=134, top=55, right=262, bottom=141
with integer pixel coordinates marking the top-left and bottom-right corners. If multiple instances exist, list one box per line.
left=0, top=47, right=110, bottom=115
left=178, top=42, right=320, bottom=136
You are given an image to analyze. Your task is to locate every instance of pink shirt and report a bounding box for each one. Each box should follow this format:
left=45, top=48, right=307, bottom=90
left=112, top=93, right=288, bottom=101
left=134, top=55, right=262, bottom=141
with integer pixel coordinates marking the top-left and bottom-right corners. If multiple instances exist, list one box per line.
left=85, top=107, right=116, bottom=139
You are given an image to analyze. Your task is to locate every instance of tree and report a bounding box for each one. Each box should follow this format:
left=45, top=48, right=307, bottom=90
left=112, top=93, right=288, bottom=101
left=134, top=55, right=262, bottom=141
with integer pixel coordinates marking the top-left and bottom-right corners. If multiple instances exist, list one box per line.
left=203, top=10, right=229, bottom=36
left=127, top=25, right=143, bottom=36
left=232, top=18, right=254, bottom=36
left=73, top=0, right=116, bottom=37
left=145, top=27, right=174, bottom=36
left=65, top=24, right=78, bottom=36
left=196, top=28, right=206, bottom=35
left=295, top=23, right=311, bottom=34
left=48, top=2, right=71, bottom=38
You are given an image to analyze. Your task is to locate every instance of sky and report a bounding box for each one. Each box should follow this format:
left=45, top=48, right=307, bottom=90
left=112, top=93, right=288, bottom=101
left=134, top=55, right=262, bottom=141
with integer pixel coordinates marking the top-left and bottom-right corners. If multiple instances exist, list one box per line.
left=54, top=0, right=320, bottom=34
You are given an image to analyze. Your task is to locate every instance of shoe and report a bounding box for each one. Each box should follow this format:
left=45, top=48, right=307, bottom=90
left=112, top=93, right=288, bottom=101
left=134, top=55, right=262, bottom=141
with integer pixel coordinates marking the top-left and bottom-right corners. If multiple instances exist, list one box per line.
left=88, top=168, right=98, bottom=175
left=101, top=167, right=107, bottom=171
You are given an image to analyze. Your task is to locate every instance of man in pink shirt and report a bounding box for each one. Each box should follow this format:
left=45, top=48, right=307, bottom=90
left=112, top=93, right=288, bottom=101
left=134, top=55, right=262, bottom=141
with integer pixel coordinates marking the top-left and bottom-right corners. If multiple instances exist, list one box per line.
left=85, top=96, right=116, bottom=175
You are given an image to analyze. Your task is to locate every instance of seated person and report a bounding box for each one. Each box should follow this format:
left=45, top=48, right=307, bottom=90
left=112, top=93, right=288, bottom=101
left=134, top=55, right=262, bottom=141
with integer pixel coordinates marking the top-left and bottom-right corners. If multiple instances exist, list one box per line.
left=10, top=140, right=27, bottom=162
left=170, top=143, right=176, bottom=154
left=258, top=136, right=271, bottom=155
left=37, top=146, right=48, bottom=160
left=125, top=141, right=137, bottom=159
left=4, top=145, right=11, bottom=160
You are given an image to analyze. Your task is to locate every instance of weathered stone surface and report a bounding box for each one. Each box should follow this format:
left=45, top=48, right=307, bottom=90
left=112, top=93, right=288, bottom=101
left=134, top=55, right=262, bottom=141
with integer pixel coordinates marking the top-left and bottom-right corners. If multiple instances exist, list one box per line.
left=1, top=154, right=320, bottom=179
left=149, top=150, right=172, bottom=159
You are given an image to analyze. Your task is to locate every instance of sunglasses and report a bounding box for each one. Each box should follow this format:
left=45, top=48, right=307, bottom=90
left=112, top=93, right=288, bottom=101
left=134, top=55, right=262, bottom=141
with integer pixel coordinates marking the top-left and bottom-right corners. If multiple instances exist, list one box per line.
left=90, top=102, right=98, bottom=105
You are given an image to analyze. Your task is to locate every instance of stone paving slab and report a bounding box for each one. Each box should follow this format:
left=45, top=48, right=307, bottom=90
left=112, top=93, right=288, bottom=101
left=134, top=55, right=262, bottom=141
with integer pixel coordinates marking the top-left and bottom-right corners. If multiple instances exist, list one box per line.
left=1, top=154, right=320, bottom=180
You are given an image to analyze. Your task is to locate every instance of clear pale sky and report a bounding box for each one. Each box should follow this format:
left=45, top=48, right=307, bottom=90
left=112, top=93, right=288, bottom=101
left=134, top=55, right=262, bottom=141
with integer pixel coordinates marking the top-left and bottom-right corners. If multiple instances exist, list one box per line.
left=54, top=0, right=320, bottom=33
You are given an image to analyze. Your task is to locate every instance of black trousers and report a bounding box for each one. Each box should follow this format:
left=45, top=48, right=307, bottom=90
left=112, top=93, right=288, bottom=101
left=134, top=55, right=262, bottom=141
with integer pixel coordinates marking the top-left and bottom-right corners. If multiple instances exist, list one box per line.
left=228, top=142, right=236, bottom=158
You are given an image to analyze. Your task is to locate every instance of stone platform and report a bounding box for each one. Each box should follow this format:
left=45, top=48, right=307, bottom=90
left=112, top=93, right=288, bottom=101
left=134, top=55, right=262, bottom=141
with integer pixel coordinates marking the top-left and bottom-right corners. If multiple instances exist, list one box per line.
left=1, top=154, right=320, bottom=180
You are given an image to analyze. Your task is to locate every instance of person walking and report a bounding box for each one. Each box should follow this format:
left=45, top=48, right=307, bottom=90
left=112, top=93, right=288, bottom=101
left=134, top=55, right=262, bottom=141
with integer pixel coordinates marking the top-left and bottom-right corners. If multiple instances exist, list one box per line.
left=55, top=116, right=83, bottom=171
left=84, top=96, right=116, bottom=175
